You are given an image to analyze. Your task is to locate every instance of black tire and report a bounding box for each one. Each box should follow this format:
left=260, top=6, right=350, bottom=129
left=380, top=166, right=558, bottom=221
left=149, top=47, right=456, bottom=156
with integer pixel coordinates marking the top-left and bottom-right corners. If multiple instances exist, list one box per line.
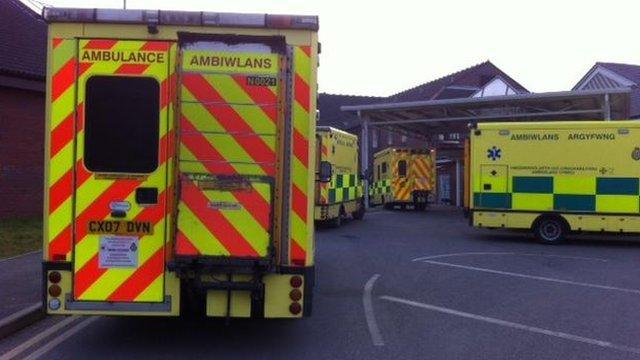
left=328, top=214, right=341, bottom=228
left=383, top=203, right=394, bottom=210
left=534, top=216, right=567, bottom=244
left=352, top=203, right=365, bottom=220
left=414, top=203, right=426, bottom=211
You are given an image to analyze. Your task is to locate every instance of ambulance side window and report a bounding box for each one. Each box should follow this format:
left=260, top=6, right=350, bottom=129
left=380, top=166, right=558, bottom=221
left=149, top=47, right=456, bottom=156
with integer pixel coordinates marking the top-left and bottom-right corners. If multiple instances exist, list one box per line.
left=398, top=160, right=407, bottom=177
left=84, top=76, right=160, bottom=173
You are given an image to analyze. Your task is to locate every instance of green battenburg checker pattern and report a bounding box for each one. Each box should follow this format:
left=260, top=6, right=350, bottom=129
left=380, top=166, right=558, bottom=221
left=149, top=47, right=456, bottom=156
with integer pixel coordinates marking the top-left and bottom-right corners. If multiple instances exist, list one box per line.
left=369, top=179, right=391, bottom=196
left=329, top=174, right=362, bottom=203
left=474, top=176, right=640, bottom=213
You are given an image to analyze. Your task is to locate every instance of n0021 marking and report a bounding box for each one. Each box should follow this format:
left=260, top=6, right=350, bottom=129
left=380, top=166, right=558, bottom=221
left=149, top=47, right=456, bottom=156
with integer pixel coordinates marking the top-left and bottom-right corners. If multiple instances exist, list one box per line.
left=87, top=220, right=154, bottom=235
left=246, top=75, right=277, bottom=87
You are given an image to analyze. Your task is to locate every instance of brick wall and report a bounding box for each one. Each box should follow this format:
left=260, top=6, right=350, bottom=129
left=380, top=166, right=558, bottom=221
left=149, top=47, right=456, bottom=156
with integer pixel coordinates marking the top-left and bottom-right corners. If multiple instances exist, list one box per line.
left=0, top=86, right=44, bottom=218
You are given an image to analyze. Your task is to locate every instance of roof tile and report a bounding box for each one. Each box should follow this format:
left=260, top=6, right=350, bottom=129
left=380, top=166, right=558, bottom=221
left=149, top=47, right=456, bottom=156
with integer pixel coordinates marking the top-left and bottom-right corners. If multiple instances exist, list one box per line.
left=0, top=0, right=46, bottom=79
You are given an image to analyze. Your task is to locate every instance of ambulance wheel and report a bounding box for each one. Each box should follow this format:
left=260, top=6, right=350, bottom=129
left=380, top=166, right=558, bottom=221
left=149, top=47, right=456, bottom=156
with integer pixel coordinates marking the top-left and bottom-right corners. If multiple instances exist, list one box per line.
left=414, top=203, right=426, bottom=211
left=383, top=203, right=394, bottom=210
left=534, top=216, right=567, bottom=244
left=328, top=214, right=341, bottom=228
left=352, top=202, right=365, bottom=220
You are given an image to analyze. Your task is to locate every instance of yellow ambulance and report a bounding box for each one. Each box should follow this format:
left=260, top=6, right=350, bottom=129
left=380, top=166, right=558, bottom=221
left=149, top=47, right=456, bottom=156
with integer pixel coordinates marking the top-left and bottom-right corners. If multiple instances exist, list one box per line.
left=42, top=7, right=318, bottom=318
left=467, top=121, right=640, bottom=243
left=315, top=127, right=364, bottom=227
left=369, top=147, right=436, bottom=210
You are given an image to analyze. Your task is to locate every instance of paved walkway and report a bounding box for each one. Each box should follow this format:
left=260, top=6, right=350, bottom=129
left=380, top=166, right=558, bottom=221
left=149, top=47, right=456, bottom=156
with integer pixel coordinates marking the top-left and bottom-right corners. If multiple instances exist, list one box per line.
left=0, top=251, right=41, bottom=319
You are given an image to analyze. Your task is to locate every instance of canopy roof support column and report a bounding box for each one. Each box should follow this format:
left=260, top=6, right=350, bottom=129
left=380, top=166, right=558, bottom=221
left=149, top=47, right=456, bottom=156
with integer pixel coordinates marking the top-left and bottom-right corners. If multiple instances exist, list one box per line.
left=360, top=112, right=370, bottom=208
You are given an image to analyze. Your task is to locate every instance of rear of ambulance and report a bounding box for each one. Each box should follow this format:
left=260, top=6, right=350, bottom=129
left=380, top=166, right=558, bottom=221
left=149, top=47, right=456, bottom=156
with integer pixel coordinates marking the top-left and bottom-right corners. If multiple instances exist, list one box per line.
left=42, top=8, right=318, bottom=319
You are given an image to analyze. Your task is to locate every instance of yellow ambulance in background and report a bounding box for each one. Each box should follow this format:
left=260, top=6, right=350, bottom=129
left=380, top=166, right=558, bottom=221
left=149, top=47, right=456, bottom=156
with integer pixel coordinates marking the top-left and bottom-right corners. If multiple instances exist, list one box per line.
left=315, top=127, right=364, bottom=227
left=369, top=147, right=436, bottom=210
left=467, top=121, right=640, bottom=244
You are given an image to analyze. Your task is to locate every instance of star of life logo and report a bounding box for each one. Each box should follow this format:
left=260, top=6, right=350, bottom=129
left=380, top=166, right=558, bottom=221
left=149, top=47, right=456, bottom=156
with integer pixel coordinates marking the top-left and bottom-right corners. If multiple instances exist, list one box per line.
left=487, top=146, right=501, bottom=161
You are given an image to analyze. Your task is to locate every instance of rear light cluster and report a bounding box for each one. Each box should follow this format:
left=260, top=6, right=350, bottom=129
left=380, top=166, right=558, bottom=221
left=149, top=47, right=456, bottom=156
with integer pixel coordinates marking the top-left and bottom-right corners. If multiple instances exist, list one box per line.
left=43, top=8, right=319, bottom=30
left=48, top=271, right=62, bottom=310
left=289, top=275, right=303, bottom=315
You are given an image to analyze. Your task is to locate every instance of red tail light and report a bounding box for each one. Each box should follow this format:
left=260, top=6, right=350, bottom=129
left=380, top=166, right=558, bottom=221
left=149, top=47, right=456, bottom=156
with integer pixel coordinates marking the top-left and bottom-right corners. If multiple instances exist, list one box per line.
left=290, top=276, right=303, bottom=288
left=289, top=289, right=302, bottom=301
left=48, top=284, right=62, bottom=297
left=289, top=302, right=302, bottom=315
left=48, top=271, right=62, bottom=284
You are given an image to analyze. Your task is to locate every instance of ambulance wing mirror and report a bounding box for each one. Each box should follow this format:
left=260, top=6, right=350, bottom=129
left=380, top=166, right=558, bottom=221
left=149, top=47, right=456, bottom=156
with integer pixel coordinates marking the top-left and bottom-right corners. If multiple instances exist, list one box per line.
left=319, top=161, right=332, bottom=182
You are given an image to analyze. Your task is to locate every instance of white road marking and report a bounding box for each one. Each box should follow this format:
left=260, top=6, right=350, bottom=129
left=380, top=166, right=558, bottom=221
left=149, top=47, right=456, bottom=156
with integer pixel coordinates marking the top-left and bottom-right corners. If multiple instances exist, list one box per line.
left=0, top=315, right=79, bottom=360
left=380, top=295, right=640, bottom=355
left=421, top=260, right=640, bottom=295
left=363, top=274, right=384, bottom=346
left=23, top=316, right=99, bottom=360
left=0, top=303, right=41, bottom=330
left=412, top=252, right=608, bottom=262
left=0, top=250, right=42, bottom=263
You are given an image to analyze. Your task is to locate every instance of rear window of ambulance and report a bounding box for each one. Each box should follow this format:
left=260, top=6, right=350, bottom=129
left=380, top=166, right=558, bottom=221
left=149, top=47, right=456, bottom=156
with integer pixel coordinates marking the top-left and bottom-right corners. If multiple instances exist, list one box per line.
left=398, top=160, right=407, bottom=177
left=84, top=76, right=160, bottom=173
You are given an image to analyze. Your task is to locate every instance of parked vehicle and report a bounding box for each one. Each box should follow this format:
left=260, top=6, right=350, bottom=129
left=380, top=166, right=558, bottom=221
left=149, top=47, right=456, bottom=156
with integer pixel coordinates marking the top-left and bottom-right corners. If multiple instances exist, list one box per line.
left=369, top=147, right=436, bottom=210
left=42, top=7, right=318, bottom=319
left=315, top=127, right=364, bottom=227
left=467, top=120, right=640, bottom=244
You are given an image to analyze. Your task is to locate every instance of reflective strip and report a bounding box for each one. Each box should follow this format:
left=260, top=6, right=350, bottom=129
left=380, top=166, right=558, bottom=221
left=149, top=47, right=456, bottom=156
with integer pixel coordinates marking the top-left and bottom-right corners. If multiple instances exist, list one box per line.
left=181, top=74, right=276, bottom=176
left=70, top=40, right=172, bottom=302
left=47, top=38, right=83, bottom=261
left=369, top=179, right=391, bottom=196
left=327, top=174, right=360, bottom=203
left=176, top=52, right=278, bottom=258
left=289, top=46, right=313, bottom=266
left=177, top=178, right=262, bottom=257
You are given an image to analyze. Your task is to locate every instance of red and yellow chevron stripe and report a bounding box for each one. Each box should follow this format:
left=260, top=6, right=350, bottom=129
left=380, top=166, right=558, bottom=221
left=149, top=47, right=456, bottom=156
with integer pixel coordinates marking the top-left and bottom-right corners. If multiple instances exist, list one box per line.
left=391, top=152, right=411, bottom=201
left=47, top=38, right=83, bottom=261
left=411, top=156, right=432, bottom=191
left=175, top=49, right=278, bottom=258
left=175, top=177, right=271, bottom=257
left=63, top=39, right=173, bottom=302
left=290, top=45, right=314, bottom=266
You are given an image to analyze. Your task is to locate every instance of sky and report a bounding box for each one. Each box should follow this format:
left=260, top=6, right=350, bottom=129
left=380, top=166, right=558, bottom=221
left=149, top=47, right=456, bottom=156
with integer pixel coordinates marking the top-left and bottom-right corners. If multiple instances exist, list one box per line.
left=31, top=0, right=640, bottom=96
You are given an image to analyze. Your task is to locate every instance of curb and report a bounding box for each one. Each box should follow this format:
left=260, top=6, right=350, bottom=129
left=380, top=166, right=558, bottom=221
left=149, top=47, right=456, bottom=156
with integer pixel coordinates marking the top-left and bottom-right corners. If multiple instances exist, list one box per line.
left=0, top=303, right=45, bottom=340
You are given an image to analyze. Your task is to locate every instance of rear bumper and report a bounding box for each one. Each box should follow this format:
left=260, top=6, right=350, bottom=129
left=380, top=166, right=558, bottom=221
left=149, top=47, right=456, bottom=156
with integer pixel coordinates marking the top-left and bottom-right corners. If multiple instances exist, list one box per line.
left=411, top=190, right=430, bottom=203
left=43, top=261, right=314, bottom=319
left=42, top=261, right=181, bottom=317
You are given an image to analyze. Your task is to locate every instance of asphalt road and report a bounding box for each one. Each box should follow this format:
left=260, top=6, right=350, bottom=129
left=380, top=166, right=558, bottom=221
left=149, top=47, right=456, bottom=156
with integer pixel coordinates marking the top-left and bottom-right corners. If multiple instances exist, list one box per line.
left=0, top=251, right=41, bottom=319
left=3, top=207, right=640, bottom=359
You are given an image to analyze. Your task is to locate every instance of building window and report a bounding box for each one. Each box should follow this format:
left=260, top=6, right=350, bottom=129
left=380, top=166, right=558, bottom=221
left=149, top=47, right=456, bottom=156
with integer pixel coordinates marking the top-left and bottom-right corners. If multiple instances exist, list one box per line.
left=398, top=160, right=407, bottom=177
left=382, top=162, right=387, bottom=174
left=401, top=134, right=407, bottom=143
left=372, top=129, right=378, bottom=148
left=387, top=131, right=393, bottom=145
left=84, top=76, right=159, bottom=173
left=377, top=165, right=381, bottom=180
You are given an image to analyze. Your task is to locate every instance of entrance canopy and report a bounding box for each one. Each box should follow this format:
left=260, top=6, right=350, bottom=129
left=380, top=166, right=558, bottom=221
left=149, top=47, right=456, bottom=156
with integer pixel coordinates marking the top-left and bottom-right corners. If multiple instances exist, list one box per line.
left=341, top=88, right=630, bottom=207
left=342, top=88, right=630, bottom=138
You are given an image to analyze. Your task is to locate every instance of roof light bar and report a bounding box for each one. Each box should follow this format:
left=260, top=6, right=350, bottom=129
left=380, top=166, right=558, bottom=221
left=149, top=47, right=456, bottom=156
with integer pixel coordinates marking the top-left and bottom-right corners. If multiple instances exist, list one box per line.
left=42, top=7, right=319, bottom=30
left=158, top=10, right=201, bottom=25
left=203, top=12, right=265, bottom=27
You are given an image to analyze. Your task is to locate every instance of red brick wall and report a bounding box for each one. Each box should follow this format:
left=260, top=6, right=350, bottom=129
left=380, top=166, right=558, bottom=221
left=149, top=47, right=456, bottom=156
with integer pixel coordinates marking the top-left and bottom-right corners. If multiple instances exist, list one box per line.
left=0, top=86, right=44, bottom=218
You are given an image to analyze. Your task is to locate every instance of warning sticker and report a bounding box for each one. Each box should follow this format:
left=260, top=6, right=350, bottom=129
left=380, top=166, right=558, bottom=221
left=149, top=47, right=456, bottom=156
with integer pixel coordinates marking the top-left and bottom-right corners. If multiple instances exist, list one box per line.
left=99, top=236, right=139, bottom=269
